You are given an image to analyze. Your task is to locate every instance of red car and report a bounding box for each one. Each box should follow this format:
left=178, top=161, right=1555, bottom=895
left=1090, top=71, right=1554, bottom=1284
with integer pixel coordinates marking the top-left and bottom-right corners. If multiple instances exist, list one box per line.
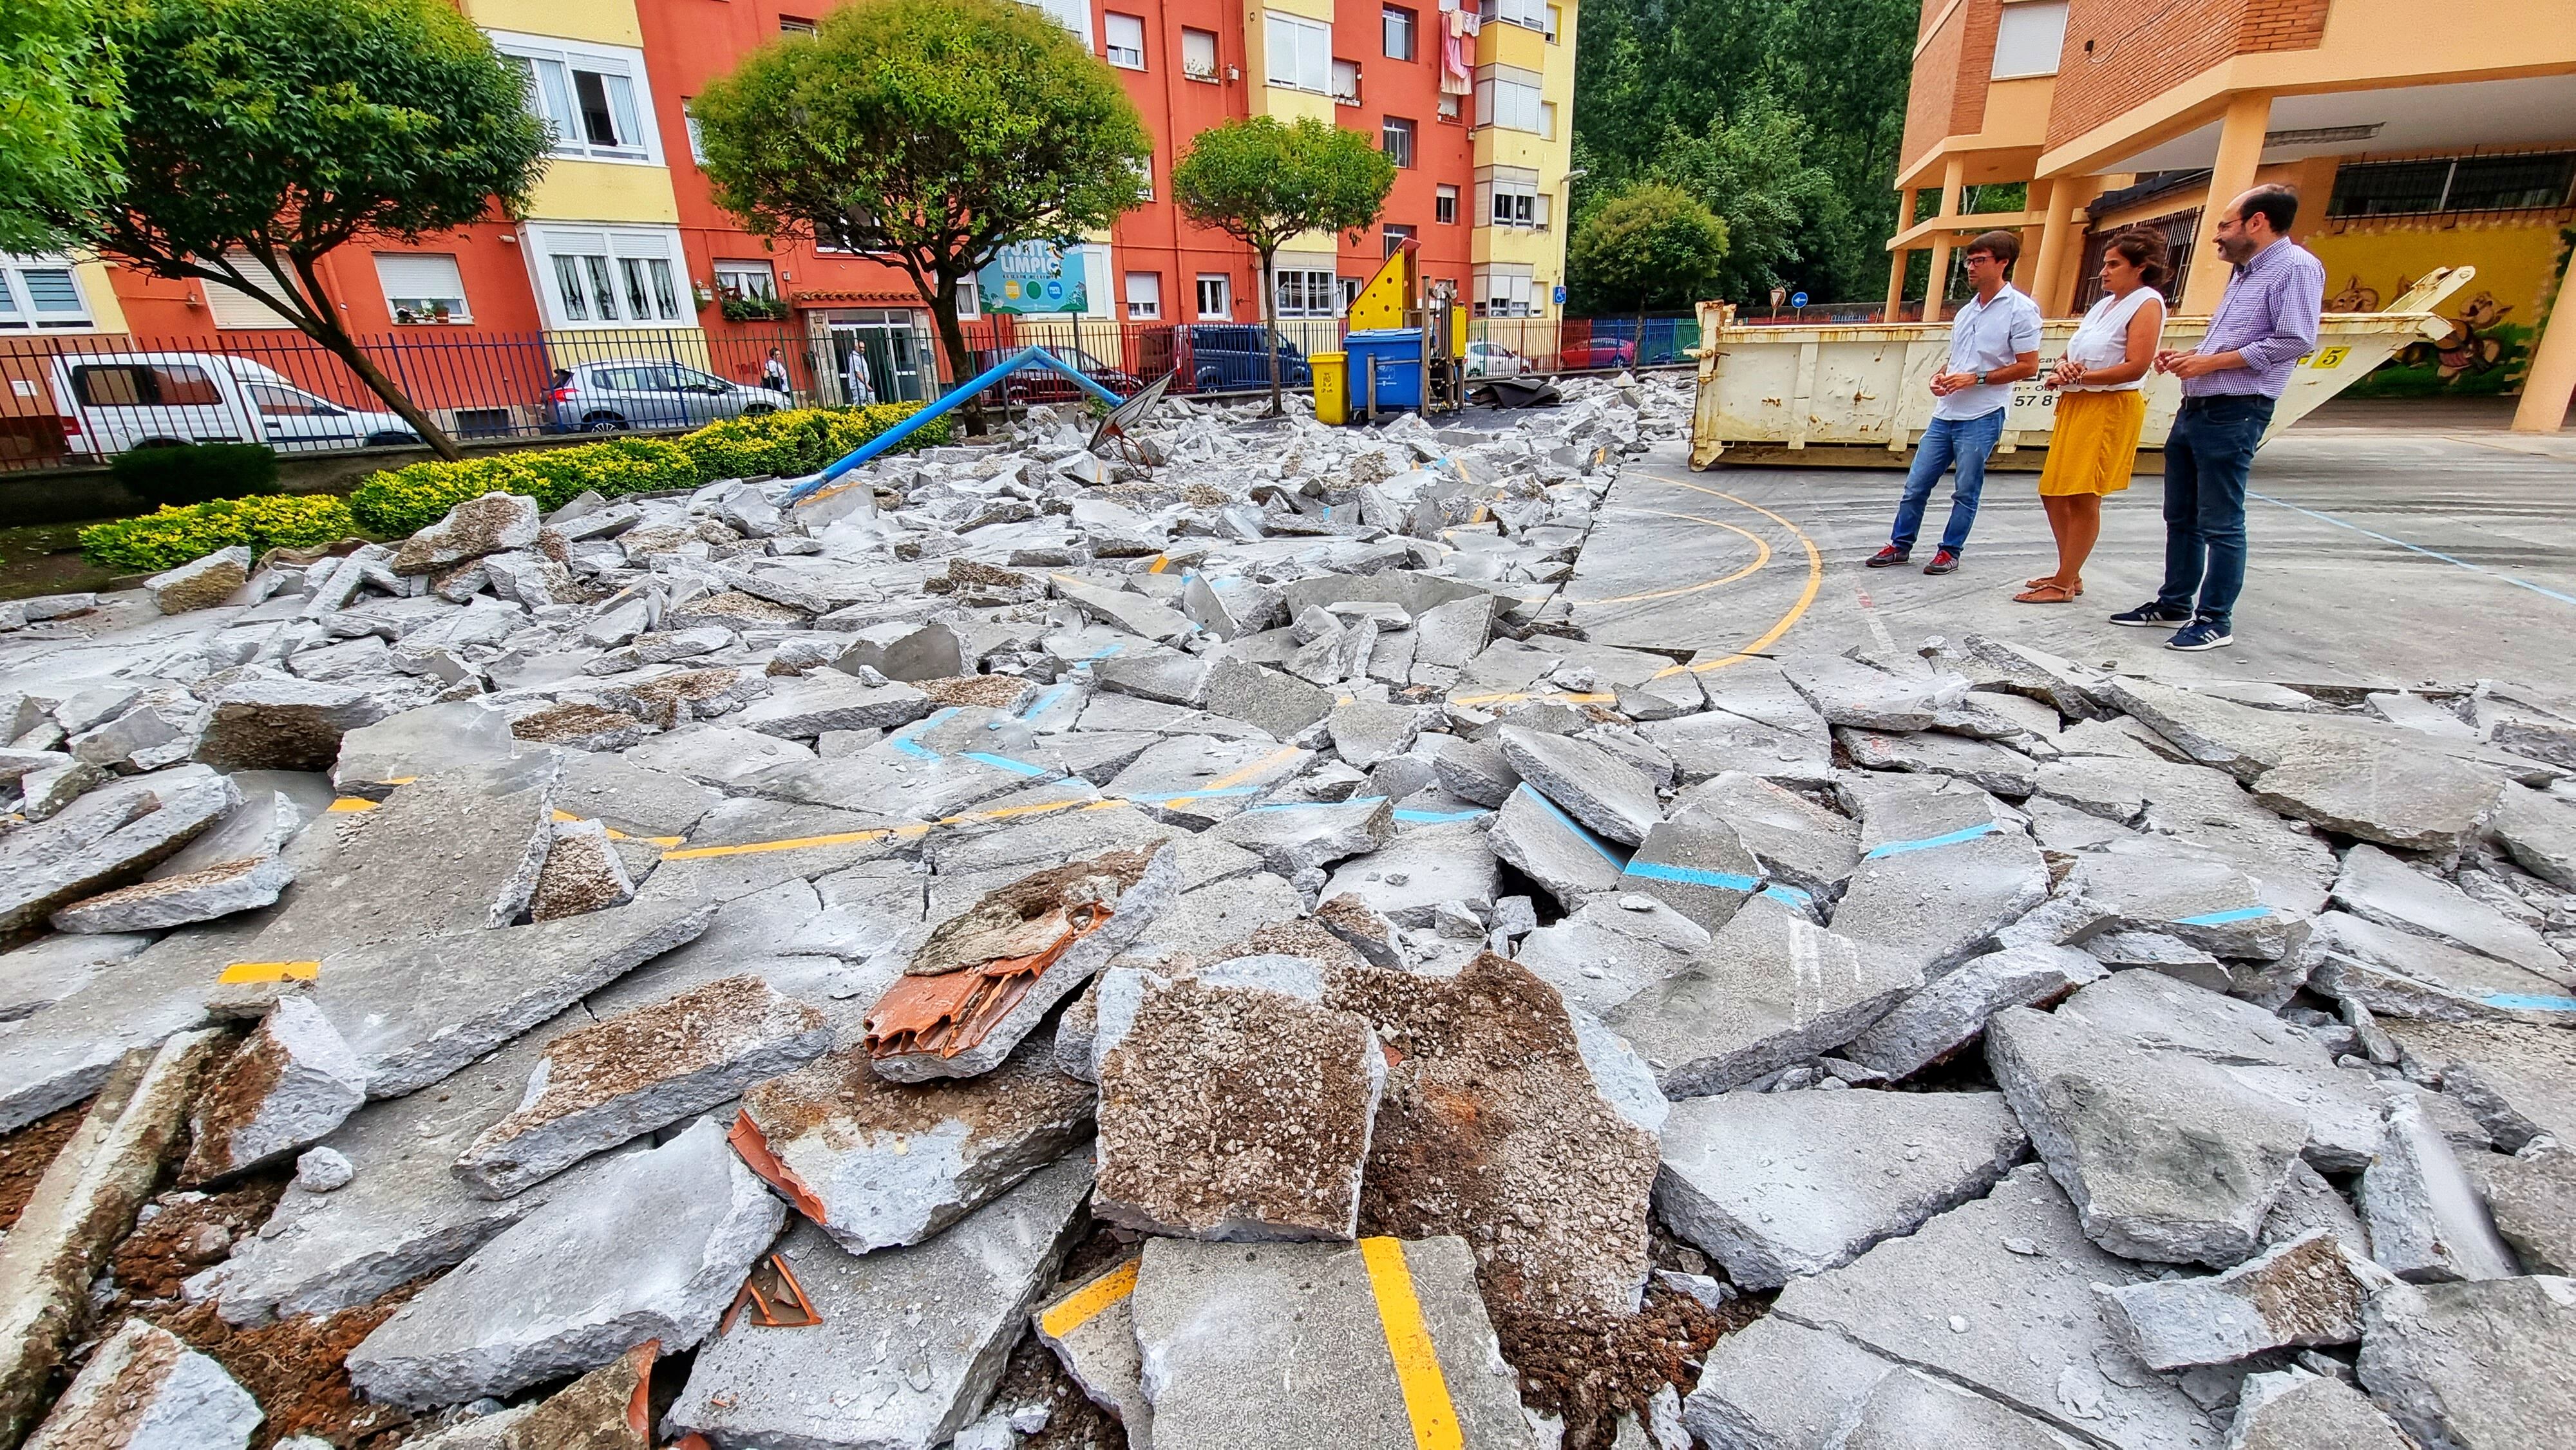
left=1558, top=337, right=1638, bottom=370
left=994, top=346, right=1144, bottom=405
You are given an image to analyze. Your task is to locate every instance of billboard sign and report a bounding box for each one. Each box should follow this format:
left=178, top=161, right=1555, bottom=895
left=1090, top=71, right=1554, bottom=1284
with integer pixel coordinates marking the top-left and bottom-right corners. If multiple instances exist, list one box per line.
left=976, top=242, right=1088, bottom=315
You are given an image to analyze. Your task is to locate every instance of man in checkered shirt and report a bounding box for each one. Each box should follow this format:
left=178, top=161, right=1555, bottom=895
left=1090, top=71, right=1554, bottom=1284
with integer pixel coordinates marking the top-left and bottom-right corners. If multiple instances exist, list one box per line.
left=2108, top=183, right=2325, bottom=652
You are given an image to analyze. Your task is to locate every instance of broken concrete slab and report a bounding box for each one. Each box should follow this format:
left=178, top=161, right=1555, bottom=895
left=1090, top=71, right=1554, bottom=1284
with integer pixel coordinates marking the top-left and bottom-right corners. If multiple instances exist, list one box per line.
left=1490, top=780, right=1630, bottom=910
left=390, top=492, right=542, bottom=574
left=2331, top=845, right=2564, bottom=979
left=1423, top=733, right=1520, bottom=806
left=2481, top=1145, right=2576, bottom=1275
left=1987, top=1003, right=2309, bottom=1266
left=194, top=673, right=392, bottom=772
left=2356, top=1275, right=2576, bottom=1450
left=1034, top=1258, right=1152, bottom=1446
left=2302, top=912, right=2576, bottom=1025
left=1843, top=943, right=2109, bottom=1079
left=665, top=1155, right=1094, bottom=1450
left=1498, top=724, right=1663, bottom=846
left=1620, top=803, right=1762, bottom=930
left=52, top=786, right=306, bottom=934
left=146, top=545, right=254, bottom=615
left=0, top=763, right=242, bottom=934
left=2223, top=1368, right=2412, bottom=1450
left=2360, top=1093, right=2519, bottom=1283
left=1605, top=896, right=1920, bottom=1097
left=0, top=918, right=254, bottom=1133
left=1327, top=701, right=1422, bottom=770
left=1513, top=894, right=1709, bottom=1018
left=1654, top=1088, right=2026, bottom=1289
left=0, top=1030, right=222, bottom=1447
left=0, top=930, right=153, bottom=1024
left=731, top=672, right=932, bottom=738
left=1128, top=1234, right=1531, bottom=1450
left=2488, top=783, right=2576, bottom=890
left=453, top=974, right=829, bottom=1198
left=182, top=995, right=367, bottom=1183
left=2065, top=838, right=2292, bottom=961
left=1209, top=795, right=1395, bottom=878
left=730, top=1033, right=1094, bottom=1254
left=1318, top=819, right=1500, bottom=930
left=1095, top=974, right=1384, bottom=1241
left=20, top=1318, right=260, bottom=1450
left=2096, top=1229, right=2380, bottom=1370
left=330, top=701, right=517, bottom=796
left=1674, top=770, right=1857, bottom=900
left=862, top=842, right=1178, bottom=1081
left=2252, top=737, right=2506, bottom=853
left=1839, top=726, right=2038, bottom=797
left=529, top=818, right=634, bottom=921
left=346, top=1116, right=784, bottom=1409
left=1833, top=777, right=2048, bottom=976
left=1780, top=654, right=1965, bottom=731
left=1761, top=1162, right=2226, bottom=1449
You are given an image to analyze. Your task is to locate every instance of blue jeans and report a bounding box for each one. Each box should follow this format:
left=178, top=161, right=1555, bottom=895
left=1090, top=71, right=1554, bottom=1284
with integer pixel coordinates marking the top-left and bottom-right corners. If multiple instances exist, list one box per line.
left=2157, top=394, right=2274, bottom=630
left=1889, top=409, right=2007, bottom=556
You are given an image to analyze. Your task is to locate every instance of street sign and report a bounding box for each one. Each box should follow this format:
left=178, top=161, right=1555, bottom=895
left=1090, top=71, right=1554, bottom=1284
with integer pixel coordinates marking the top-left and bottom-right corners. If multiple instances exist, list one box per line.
left=1790, top=291, right=1808, bottom=308
left=1552, top=284, right=1567, bottom=306
left=976, top=243, right=1088, bottom=315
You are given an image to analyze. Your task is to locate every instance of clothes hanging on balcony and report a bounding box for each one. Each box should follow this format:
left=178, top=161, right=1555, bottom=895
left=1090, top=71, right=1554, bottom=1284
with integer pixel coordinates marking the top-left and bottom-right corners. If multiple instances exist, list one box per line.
left=1440, top=0, right=1475, bottom=97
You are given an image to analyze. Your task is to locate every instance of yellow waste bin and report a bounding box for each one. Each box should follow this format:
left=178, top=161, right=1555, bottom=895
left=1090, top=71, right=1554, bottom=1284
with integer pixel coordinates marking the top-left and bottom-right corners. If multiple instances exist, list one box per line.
left=1311, top=352, right=1349, bottom=426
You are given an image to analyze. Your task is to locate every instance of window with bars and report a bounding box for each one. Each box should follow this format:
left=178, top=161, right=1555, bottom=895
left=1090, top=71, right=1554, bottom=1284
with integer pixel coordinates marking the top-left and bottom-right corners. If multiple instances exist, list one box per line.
left=1383, top=6, right=1416, bottom=59
left=2329, top=152, right=2576, bottom=218
left=534, top=228, right=687, bottom=326
left=1382, top=117, right=1416, bottom=167
left=0, top=256, right=94, bottom=330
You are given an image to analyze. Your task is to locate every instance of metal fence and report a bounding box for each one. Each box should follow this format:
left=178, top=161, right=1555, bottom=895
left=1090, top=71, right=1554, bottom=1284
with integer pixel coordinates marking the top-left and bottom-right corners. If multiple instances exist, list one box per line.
left=0, top=312, right=1718, bottom=473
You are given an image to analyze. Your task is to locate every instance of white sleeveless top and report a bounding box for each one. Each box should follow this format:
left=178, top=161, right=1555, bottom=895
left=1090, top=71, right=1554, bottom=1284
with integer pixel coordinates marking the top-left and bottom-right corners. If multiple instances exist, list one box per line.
left=2063, top=287, right=2164, bottom=391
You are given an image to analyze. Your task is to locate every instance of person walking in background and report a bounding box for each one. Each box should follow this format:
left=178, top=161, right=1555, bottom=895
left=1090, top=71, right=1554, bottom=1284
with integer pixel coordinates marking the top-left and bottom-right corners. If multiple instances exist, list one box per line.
left=842, top=344, right=876, bottom=407
left=2018, top=228, right=2170, bottom=604
left=1868, top=231, right=2043, bottom=577
left=761, top=347, right=790, bottom=396
left=2110, top=184, right=2325, bottom=651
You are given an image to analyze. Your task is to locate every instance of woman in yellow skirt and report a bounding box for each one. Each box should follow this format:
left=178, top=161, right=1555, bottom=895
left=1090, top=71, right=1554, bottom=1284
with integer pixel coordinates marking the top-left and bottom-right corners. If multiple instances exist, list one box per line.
left=2018, top=229, right=2170, bottom=603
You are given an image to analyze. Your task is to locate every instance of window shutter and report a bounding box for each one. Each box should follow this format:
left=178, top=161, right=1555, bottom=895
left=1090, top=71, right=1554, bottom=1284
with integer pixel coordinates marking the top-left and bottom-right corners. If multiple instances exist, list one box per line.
left=205, top=253, right=301, bottom=330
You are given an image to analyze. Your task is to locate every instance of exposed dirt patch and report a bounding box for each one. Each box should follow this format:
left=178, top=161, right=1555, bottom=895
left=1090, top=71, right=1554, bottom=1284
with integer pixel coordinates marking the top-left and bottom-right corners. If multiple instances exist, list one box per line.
left=145, top=1287, right=424, bottom=1449
left=1492, top=1279, right=1766, bottom=1448
left=991, top=1318, right=1129, bottom=1450
left=0, top=1100, right=89, bottom=1231
left=920, top=674, right=1041, bottom=710
left=0, top=521, right=123, bottom=603
left=742, top=1031, right=1094, bottom=1146
left=182, top=1026, right=290, bottom=1185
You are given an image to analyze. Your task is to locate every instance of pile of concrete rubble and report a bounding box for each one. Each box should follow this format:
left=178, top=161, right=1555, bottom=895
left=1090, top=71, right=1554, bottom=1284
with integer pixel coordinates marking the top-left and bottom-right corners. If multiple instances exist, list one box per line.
left=2, top=372, right=2571, bottom=1450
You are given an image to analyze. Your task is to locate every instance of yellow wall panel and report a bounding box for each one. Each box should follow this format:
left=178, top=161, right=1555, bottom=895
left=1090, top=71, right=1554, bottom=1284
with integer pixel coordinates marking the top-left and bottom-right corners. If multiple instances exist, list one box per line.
left=459, top=0, right=641, bottom=46
left=527, top=162, right=683, bottom=225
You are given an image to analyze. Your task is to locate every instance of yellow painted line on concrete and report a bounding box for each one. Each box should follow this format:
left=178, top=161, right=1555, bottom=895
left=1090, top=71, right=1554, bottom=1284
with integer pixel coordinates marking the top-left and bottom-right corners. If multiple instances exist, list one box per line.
left=327, top=796, right=379, bottom=813
left=1202, top=744, right=1305, bottom=792
left=663, top=826, right=901, bottom=861
left=218, top=961, right=319, bottom=984
left=551, top=809, right=684, bottom=849
left=1571, top=510, right=1771, bottom=606
left=794, top=477, right=869, bottom=507
left=1643, top=480, right=1823, bottom=678
left=1148, top=554, right=1169, bottom=574
left=1039, top=1259, right=1139, bottom=1339
left=1358, top=1238, right=1464, bottom=1450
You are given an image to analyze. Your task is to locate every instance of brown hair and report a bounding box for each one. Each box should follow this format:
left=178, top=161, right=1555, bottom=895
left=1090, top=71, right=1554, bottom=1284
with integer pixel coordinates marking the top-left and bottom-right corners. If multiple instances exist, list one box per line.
left=1964, top=229, right=2022, bottom=266
left=2236, top=183, right=2299, bottom=235
left=2104, top=227, right=2171, bottom=288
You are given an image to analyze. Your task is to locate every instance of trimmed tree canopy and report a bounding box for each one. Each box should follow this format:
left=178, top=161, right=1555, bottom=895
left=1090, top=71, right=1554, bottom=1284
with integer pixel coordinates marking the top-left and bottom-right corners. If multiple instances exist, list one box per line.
left=59, top=0, right=551, bottom=458
left=0, top=0, right=126, bottom=253
left=1170, top=116, right=1395, bottom=412
left=691, top=0, right=1152, bottom=426
left=1567, top=182, right=1730, bottom=314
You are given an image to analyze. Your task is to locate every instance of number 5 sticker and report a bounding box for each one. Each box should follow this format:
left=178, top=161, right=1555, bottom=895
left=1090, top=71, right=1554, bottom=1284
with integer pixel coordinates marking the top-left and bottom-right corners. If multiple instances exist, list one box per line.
left=2310, top=346, right=2349, bottom=368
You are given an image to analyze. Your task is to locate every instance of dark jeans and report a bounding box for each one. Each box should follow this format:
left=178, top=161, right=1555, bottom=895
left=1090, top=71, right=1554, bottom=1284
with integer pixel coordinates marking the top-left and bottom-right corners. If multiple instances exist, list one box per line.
left=1888, top=408, right=2007, bottom=556
left=2157, top=394, right=2274, bottom=630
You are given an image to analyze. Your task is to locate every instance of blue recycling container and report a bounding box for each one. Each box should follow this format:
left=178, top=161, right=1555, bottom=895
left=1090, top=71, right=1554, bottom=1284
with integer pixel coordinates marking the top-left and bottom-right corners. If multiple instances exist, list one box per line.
left=1342, top=328, right=1425, bottom=411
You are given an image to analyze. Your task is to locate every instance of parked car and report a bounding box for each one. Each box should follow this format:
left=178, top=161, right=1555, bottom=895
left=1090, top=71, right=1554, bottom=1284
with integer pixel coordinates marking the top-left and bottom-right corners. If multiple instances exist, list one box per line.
left=547, top=359, right=793, bottom=433
left=50, top=352, right=423, bottom=458
left=1180, top=325, right=1311, bottom=393
left=1558, top=336, right=1638, bottom=370
left=985, top=345, right=1144, bottom=406
left=1463, top=341, right=1527, bottom=379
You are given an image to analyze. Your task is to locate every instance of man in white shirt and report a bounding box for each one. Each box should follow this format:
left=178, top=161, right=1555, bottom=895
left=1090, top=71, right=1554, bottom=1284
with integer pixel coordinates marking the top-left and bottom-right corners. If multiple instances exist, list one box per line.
left=1868, top=230, right=2043, bottom=575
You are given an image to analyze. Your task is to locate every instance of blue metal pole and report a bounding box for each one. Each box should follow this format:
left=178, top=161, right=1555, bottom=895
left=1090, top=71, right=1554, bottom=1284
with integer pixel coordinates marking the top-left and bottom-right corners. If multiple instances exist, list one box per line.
left=785, top=345, right=1126, bottom=503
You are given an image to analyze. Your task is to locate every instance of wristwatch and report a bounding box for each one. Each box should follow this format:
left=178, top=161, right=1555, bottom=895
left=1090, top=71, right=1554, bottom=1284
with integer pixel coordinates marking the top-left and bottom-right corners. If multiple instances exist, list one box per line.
left=1974, top=370, right=1989, bottom=385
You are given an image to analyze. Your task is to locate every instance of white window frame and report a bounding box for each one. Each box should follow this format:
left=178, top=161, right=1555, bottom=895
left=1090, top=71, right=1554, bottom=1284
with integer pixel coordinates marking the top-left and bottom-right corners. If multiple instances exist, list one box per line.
left=1124, top=271, right=1162, bottom=320
left=778, top=15, right=817, bottom=33
left=1991, top=0, right=2069, bottom=79
left=682, top=99, right=707, bottom=164
left=1478, top=173, right=1548, bottom=229
left=1546, top=4, right=1560, bottom=40
left=1473, top=66, right=1543, bottom=133
left=1180, top=26, right=1220, bottom=80
left=1382, top=115, right=1416, bottom=167
left=526, top=224, right=690, bottom=329
left=1195, top=273, right=1232, bottom=319
left=1104, top=12, right=1146, bottom=68
left=1435, top=184, right=1459, bottom=225
left=1473, top=266, right=1533, bottom=317
left=1477, top=0, right=1546, bottom=32
left=1438, top=92, right=1461, bottom=121
left=956, top=277, right=982, bottom=319
left=1132, top=156, right=1156, bottom=202
left=487, top=29, right=665, bottom=166
left=1265, top=14, right=1332, bottom=94
left=1274, top=268, right=1337, bottom=318
left=0, top=254, right=98, bottom=332
left=712, top=259, right=778, bottom=301
left=1383, top=5, right=1416, bottom=59
left=374, top=252, right=472, bottom=325
left=1333, top=59, right=1361, bottom=106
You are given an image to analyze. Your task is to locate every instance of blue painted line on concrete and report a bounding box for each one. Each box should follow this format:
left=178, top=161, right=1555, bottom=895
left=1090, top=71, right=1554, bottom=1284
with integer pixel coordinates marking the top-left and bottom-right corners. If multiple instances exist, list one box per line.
left=1019, top=683, right=1075, bottom=719
left=2175, top=905, right=2273, bottom=926
left=1622, top=860, right=1761, bottom=892
left=1394, top=807, right=1492, bottom=824
left=2249, top=491, right=2576, bottom=609
left=960, top=752, right=1050, bottom=777
left=1862, top=822, right=2000, bottom=860
left=1761, top=885, right=1814, bottom=908
left=2485, top=993, right=2576, bottom=1012
left=887, top=707, right=959, bottom=760
left=1515, top=784, right=1630, bottom=869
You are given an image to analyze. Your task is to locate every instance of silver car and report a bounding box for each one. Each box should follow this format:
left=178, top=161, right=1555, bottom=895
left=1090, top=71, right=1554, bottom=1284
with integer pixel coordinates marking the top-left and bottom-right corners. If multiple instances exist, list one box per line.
left=547, top=359, right=794, bottom=433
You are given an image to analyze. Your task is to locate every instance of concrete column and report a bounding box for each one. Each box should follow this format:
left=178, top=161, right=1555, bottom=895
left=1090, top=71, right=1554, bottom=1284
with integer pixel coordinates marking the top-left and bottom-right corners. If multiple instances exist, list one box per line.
left=1884, top=249, right=1910, bottom=323
left=2178, top=93, right=2273, bottom=315
left=1926, top=156, right=1965, bottom=323
left=2030, top=178, right=2079, bottom=315
left=2512, top=283, right=2576, bottom=433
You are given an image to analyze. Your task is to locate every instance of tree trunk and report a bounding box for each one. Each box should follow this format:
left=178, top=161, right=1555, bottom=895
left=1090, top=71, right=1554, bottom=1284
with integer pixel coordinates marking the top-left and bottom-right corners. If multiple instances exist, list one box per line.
left=1259, top=247, right=1283, bottom=419
left=925, top=272, right=987, bottom=437
left=273, top=252, right=464, bottom=460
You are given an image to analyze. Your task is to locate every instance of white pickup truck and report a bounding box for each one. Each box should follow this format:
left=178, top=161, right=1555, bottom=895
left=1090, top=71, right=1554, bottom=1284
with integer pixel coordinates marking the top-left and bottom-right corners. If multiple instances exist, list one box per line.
left=51, top=351, right=422, bottom=459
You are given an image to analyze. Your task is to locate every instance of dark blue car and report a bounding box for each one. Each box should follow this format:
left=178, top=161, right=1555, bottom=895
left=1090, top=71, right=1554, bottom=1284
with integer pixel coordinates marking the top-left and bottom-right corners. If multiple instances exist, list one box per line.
left=1182, top=325, right=1312, bottom=393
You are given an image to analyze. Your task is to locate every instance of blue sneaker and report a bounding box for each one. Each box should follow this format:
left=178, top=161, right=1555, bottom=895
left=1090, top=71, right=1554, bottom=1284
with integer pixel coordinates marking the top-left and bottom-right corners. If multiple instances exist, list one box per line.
left=2108, top=602, right=2193, bottom=628
left=2165, top=618, right=2234, bottom=652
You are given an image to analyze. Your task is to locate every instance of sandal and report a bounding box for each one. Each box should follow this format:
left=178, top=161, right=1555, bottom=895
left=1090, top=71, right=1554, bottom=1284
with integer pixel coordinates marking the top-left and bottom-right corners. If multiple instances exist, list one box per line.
left=2025, top=575, right=2083, bottom=595
left=2014, top=583, right=2079, bottom=604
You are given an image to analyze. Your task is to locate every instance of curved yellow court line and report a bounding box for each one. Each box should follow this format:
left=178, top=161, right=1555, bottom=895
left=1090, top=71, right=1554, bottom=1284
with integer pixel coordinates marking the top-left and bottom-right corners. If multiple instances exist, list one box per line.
left=1638, top=478, right=1824, bottom=678
left=1569, top=511, right=1771, bottom=606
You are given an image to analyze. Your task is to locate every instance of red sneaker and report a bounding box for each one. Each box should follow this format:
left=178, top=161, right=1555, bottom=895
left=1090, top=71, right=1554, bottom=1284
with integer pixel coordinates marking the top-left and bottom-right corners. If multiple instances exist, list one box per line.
left=1924, top=550, right=1961, bottom=575
left=1864, top=545, right=1909, bottom=568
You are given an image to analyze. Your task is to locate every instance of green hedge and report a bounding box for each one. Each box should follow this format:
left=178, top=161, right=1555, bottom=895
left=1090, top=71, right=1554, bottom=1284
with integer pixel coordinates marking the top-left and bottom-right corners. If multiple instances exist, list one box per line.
left=348, top=403, right=946, bottom=535
left=79, top=494, right=358, bottom=572
left=109, top=441, right=281, bottom=508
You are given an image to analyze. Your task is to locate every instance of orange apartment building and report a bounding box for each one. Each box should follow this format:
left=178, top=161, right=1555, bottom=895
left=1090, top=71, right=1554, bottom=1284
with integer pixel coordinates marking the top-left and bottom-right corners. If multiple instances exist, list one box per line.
left=0, top=0, right=1577, bottom=445
left=1888, top=0, right=2576, bottom=430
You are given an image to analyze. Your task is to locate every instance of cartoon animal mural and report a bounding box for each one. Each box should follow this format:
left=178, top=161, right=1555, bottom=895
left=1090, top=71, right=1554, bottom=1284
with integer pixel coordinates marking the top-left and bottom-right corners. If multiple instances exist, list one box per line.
left=2307, top=220, right=2563, bottom=399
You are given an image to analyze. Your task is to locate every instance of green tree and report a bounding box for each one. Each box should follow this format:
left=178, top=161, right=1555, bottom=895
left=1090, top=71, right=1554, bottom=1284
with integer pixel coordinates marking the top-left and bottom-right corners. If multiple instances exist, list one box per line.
left=1567, top=184, right=1728, bottom=315
left=0, top=0, right=126, bottom=253
left=1651, top=97, right=1839, bottom=301
left=52, top=0, right=548, bottom=460
left=693, top=0, right=1151, bottom=434
left=1171, top=115, right=1396, bottom=415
